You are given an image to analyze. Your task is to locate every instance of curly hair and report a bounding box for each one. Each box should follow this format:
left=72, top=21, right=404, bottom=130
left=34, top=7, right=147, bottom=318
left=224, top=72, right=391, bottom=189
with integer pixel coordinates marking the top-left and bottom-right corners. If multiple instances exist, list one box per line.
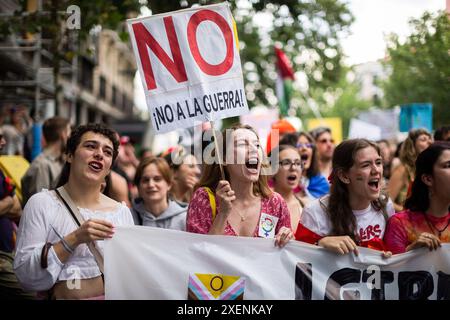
left=56, top=123, right=120, bottom=187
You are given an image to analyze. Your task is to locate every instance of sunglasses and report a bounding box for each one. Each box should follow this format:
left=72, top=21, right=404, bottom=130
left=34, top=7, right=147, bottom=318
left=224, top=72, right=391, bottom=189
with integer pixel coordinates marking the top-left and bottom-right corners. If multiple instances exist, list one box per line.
left=318, top=138, right=334, bottom=144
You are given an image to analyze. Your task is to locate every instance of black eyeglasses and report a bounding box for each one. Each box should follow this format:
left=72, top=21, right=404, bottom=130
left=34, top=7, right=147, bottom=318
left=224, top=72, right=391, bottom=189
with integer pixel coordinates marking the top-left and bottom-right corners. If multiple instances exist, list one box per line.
left=279, top=159, right=303, bottom=170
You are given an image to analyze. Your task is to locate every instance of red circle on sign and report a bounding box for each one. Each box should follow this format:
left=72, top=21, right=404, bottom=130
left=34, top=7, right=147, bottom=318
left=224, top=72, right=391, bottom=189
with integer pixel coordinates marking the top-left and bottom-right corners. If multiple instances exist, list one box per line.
left=187, top=10, right=234, bottom=76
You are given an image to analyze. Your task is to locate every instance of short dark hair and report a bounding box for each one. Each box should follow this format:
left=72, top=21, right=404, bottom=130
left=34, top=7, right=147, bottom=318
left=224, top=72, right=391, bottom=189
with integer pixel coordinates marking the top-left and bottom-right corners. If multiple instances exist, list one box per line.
left=66, top=123, right=119, bottom=161
left=434, top=126, right=450, bottom=141
left=309, top=126, right=331, bottom=141
left=279, top=132, right=299, bottom=147
left=42, top=116, right=70, bottom=143
left=56, top=123, right=119, bottom=188
left=404, top=142, right=450, bottom=212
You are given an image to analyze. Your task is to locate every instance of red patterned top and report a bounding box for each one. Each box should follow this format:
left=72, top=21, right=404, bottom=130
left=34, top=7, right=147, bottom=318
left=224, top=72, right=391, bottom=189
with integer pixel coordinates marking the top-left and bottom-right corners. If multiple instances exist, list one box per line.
left=186, top=188, right=291, bottom=237
left=384, top=210, right=450, bottom=254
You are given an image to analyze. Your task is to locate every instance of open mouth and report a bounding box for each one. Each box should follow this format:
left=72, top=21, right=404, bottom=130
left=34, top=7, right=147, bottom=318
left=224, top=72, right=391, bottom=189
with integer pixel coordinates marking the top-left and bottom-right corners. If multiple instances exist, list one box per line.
left=245, top=158, right=259, bottom=170
left=300, top=154, right=308, bottom=161
left=368, top=178, right=380, bottom=191
left=287, top=175, right=298, bottom=182
left=88, top=161, right=103, bottom=172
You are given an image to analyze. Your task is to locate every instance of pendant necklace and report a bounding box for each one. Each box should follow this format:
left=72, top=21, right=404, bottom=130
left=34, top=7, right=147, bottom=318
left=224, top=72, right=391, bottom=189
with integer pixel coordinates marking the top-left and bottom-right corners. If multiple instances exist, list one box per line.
left=237, top=212, right=247, bottom=222
left=424, top=214, right=450, bottom=237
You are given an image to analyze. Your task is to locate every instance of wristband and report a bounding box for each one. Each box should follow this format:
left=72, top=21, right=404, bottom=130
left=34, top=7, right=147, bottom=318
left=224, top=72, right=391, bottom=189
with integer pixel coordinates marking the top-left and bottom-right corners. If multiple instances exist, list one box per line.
left=40, top=242, right=53, bottom=269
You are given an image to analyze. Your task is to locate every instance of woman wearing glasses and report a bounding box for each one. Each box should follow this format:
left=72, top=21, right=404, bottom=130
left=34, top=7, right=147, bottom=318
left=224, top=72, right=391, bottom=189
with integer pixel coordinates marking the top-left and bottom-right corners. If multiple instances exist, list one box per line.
left=272, top=145, right=304, bottom=234
left=280, top=132, right=330, bottom=202
left=186, top=124, right=293, bottom=247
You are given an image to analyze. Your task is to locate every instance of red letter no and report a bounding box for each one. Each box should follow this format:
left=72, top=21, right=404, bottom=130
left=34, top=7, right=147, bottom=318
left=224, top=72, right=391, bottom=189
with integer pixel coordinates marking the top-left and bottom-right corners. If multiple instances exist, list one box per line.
left=187, top=10, right=234, bottom=76
left=132, top=17, right=188, bottom=90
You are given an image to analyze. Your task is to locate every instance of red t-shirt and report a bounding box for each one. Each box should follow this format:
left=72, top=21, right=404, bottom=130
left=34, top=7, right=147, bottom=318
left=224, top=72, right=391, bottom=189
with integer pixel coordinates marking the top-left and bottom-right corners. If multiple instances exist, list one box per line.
left=384, top=210, right=450, bottom=254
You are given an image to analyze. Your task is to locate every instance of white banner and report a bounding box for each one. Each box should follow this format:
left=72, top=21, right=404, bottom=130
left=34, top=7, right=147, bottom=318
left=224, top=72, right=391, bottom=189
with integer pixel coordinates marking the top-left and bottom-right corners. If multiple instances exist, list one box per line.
left=105, top=226, right=450, bottom=300
left=127, top=3, right=248, bottom=133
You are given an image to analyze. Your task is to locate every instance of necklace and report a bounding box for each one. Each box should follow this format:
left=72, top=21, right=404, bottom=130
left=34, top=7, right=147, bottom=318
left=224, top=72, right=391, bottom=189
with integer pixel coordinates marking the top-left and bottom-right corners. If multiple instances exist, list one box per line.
left=237, top=212, right=247, bottom=222
left=424, top=214, right=450, bottom=237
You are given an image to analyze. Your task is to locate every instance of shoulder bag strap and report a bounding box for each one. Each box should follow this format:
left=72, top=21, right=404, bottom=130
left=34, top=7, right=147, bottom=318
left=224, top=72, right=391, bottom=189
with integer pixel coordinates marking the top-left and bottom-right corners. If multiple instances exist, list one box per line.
left=55, top=186, right=104, bottom=274
left=203, top=187, right=216, bottom=222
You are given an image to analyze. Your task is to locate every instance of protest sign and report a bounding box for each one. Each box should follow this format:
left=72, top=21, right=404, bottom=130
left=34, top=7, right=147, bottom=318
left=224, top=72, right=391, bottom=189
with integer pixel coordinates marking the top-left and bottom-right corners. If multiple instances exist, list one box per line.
left=127, top=3, right=248, bottom=133
left=307, top=118, right=343, bottom=144
left=348, top=118, right=382, bottom=140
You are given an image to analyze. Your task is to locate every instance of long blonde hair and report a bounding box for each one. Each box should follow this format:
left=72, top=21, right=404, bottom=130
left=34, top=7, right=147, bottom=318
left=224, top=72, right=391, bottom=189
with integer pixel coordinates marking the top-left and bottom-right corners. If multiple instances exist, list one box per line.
left=196, top=124, right=272, bottom=198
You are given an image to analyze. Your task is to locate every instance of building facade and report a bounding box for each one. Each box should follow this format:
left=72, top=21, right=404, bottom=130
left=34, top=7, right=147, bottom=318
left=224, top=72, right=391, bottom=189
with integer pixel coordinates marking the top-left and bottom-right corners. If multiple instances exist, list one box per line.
left=0, top=0, right=139, bottom=126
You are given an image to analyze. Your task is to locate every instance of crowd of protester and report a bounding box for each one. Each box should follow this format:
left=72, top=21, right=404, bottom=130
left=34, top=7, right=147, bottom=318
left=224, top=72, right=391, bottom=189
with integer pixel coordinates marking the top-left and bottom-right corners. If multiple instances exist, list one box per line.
left=0, top=104, right=449, bottom=299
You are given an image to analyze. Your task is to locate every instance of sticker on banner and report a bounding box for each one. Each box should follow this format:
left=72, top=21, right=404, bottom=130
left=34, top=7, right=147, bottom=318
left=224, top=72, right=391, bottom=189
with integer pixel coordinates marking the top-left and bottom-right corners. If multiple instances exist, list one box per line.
left=187, top=273, right=245, bottom=300
left=258, top=213, right=279, bottom=238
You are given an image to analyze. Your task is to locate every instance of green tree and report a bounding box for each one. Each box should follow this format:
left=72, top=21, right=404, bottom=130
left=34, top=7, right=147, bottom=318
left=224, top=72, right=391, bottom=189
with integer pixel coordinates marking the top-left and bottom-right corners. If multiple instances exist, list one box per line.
left=300, top=69, right=372, bottom=137
left=146, top=0, right=354, bottom=111
left=383, top=10, right=450, bottom=128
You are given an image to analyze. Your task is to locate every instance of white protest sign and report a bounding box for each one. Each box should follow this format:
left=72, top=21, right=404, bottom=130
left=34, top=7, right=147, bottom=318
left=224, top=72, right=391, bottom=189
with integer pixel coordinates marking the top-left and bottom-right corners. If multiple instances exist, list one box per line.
left=105, top=226, right=450, bottom=300
left=348, top=118, right=382, bottom=140
left=127, top=3, right=249, bottom=133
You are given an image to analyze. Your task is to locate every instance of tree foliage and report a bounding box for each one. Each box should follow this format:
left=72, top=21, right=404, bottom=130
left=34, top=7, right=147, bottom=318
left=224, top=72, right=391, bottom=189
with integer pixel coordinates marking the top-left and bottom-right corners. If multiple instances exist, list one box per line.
left=147, top=0, right=354, bottom=110
left=1, top=0, right=356, bottom=122
left=300, top=68, right=372, bottom=137
left=383, top=10, right=450, bottom=128
left=0, top=0, right=140, bottom=40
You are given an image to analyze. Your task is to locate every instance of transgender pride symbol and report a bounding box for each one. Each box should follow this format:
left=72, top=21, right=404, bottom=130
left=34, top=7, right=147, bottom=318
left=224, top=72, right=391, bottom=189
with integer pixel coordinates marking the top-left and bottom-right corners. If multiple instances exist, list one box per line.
left=187, top=273, right=245, bottom=300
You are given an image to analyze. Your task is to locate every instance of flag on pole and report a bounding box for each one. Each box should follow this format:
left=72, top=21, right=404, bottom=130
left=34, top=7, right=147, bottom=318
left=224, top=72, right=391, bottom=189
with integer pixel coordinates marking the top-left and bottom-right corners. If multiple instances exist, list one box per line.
left=275, top=46, right=295, bottom=118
